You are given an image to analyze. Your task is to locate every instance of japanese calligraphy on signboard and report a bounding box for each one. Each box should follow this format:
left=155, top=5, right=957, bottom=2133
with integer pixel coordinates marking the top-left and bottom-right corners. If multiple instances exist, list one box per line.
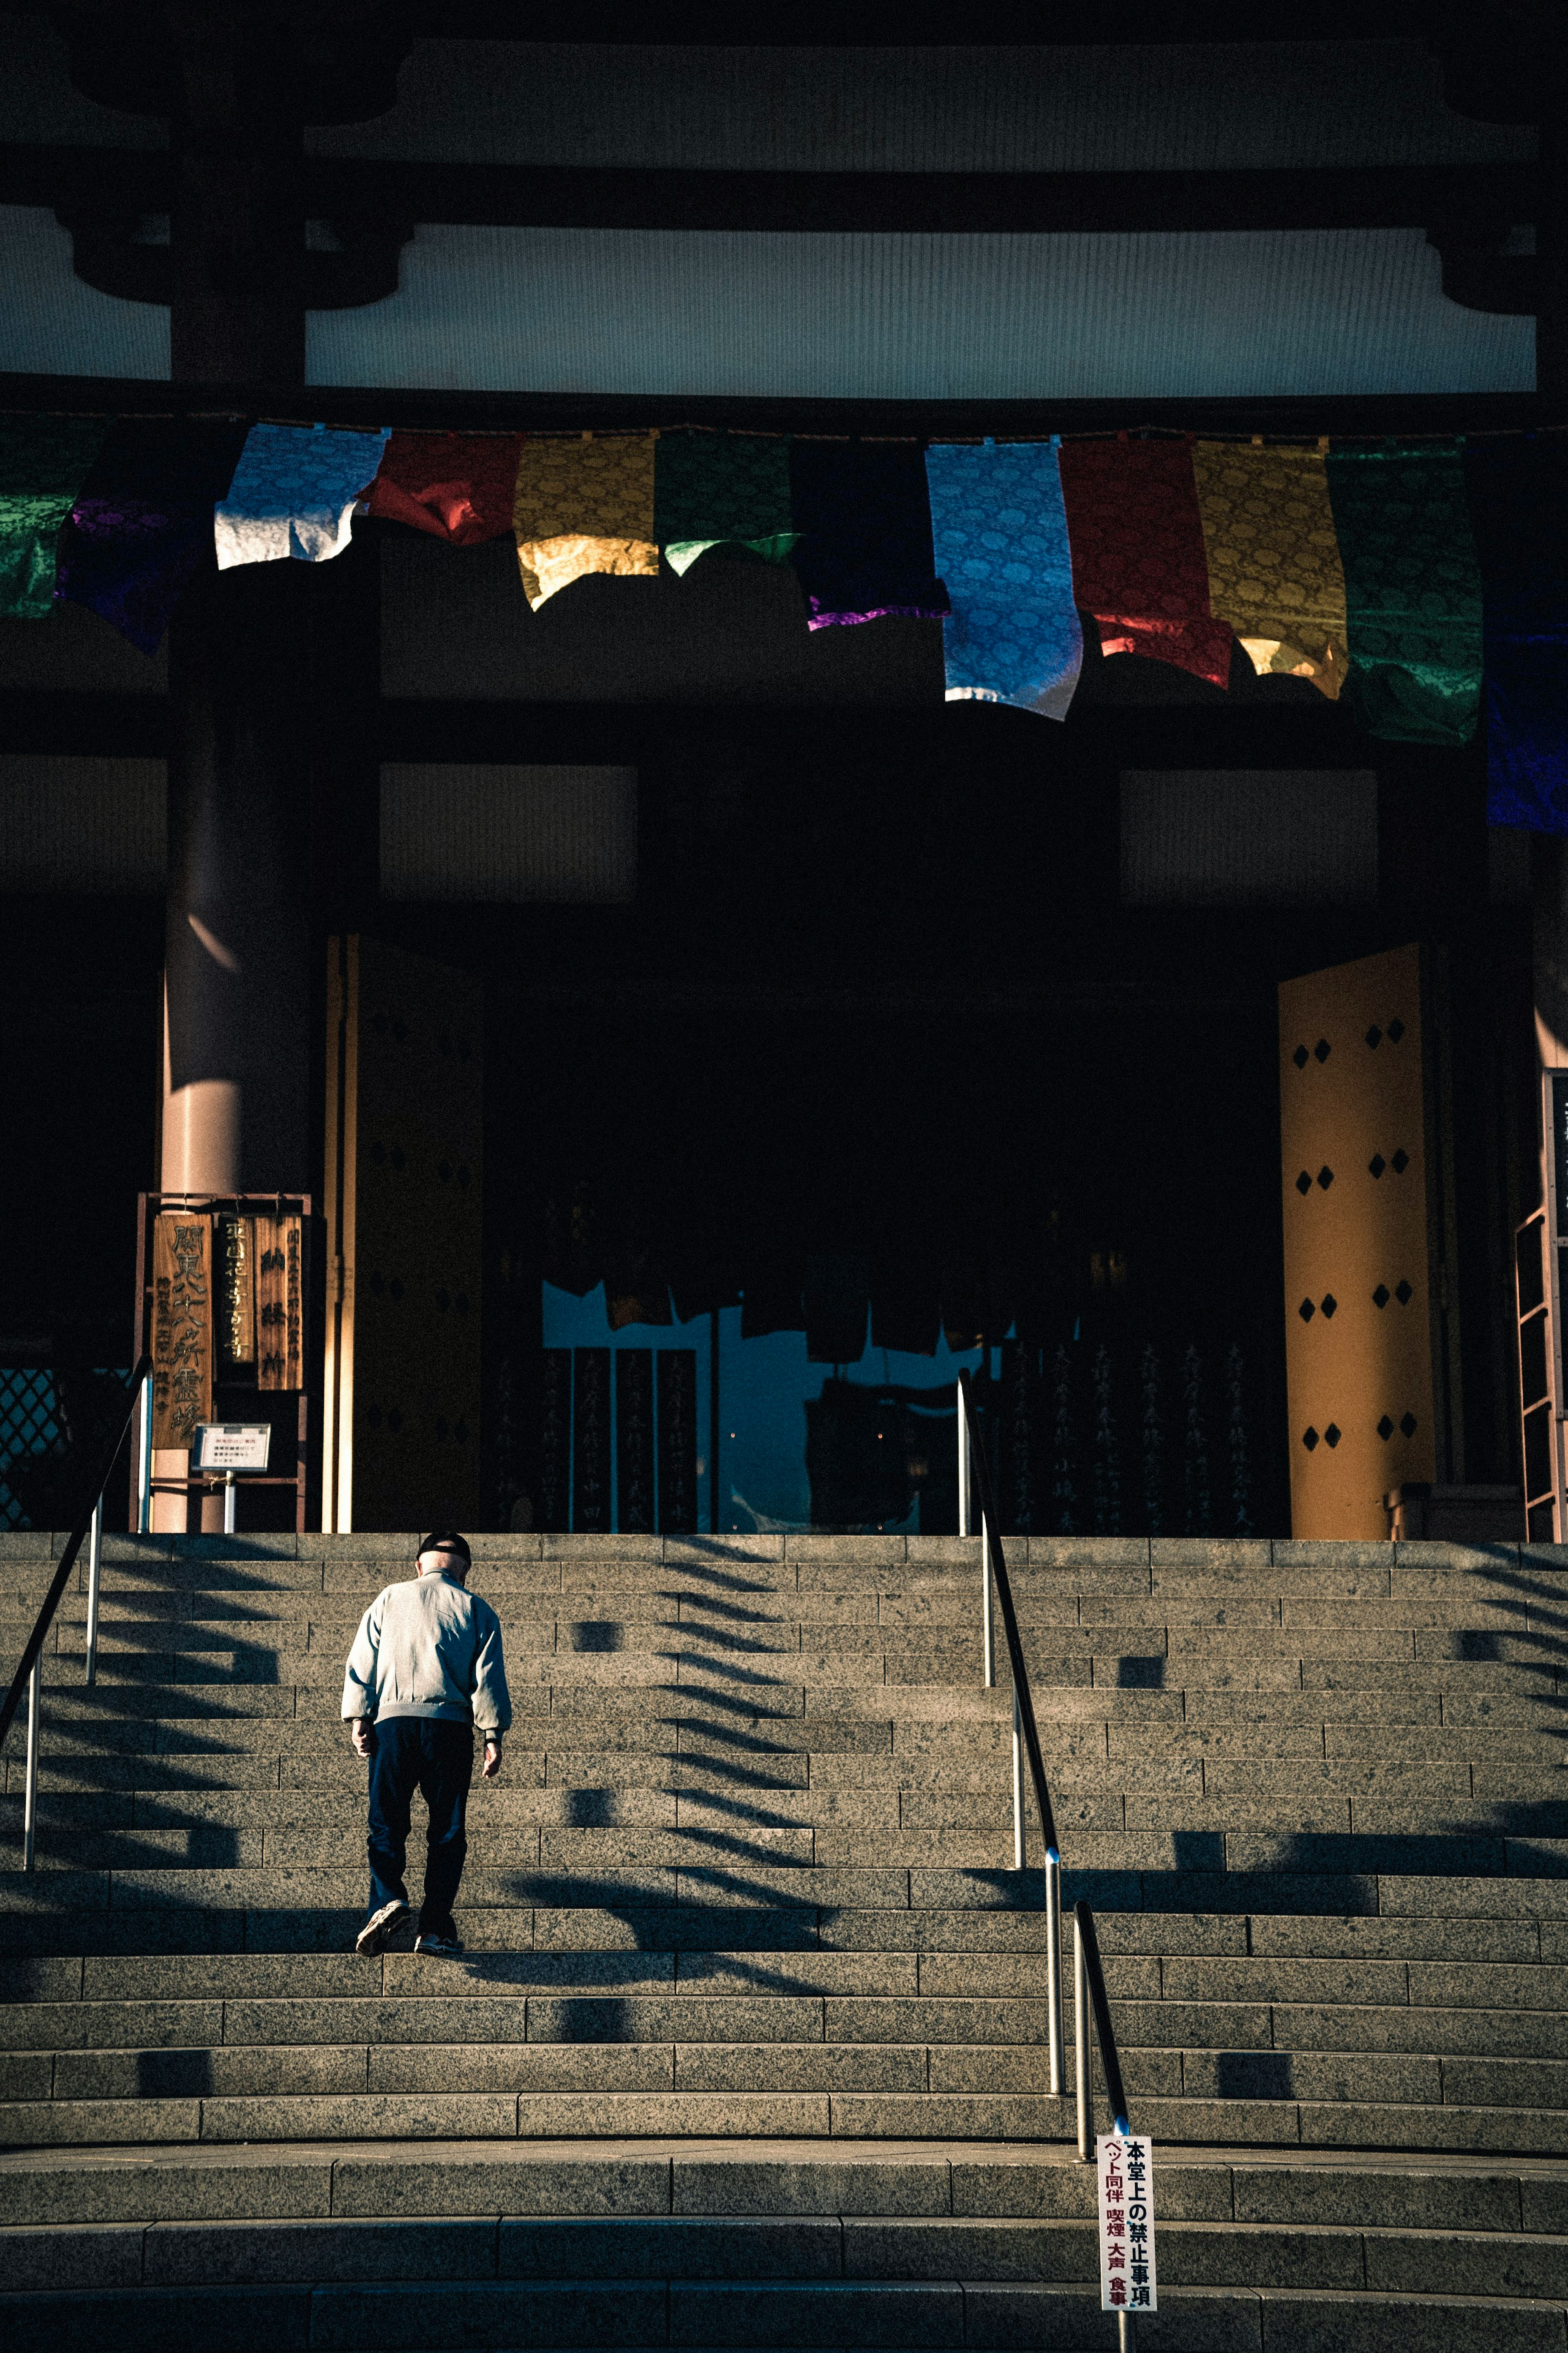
left=216, top=1213, right=255, bottom=1370
left=256, top=1211, right=303, bottom=1390
left=151, top=1213, right=212, bottom=1448
left=1098, top=2134, right=1156, bottom=2314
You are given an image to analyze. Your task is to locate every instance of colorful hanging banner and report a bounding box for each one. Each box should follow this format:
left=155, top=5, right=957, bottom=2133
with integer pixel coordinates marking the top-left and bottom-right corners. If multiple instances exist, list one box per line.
left=924, top=437, right=1081, bottom=719
left=655, top=429, right=797, bottom=575
left=788, top=440, right=949, bottom=629
left=1192, top=441, right=1348, bottom=700
left=0, top=414, right=105, bottom=620
left=1058, top=435, right=1233, bottom=686
left=1325, top=438, right=1482, bottom=746
left=512, top=432, right=658, bottom=609
left=1465, top=437, right=1568, bottom=832
left=55, top=417, right=249, bottom=654
left=2, top=403, right=1562, bottom=772
left=367, top=429, right=523, bottom=545
left=214, top=422, right=390, bottom=569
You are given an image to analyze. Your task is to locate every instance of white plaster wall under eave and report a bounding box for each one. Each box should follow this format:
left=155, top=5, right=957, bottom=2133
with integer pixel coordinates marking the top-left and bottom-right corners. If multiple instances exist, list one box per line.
left=0, top=206, right=169, bottom=378
left=305, top=224, right=1534, bottom=400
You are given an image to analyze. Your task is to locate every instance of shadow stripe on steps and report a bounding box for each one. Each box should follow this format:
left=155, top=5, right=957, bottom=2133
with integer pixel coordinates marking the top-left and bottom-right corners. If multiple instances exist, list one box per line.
left=1, top=2279, right=1568, bottom=2353
left=10, top=2213, right=1568, bottom=2298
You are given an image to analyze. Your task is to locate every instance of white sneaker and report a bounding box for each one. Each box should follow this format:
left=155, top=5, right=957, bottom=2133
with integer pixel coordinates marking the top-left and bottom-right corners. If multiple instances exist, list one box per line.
left=355, top=1900, right=411, bottom=1956
left=414, top=1931, right=463, bottom=1958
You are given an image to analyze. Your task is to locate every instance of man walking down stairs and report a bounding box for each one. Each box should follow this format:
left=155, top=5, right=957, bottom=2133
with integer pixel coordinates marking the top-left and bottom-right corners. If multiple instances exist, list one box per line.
left=5, top=1529, right=1568, bottom=2345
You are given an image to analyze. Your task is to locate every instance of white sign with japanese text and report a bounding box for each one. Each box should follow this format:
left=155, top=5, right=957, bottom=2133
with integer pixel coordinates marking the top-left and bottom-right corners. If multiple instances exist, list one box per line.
left=192, top=1423, right=272, bottom=1472
left=1098, top=2133, right=1156, bottom=2314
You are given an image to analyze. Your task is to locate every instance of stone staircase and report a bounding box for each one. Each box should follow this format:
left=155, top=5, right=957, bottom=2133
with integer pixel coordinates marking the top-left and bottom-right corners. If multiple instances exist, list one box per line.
left=2, top=1527, right=1568, bottom=2345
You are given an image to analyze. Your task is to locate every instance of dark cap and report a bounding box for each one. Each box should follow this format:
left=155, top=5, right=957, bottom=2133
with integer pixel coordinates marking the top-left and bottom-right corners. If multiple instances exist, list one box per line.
left=417, top=1530, right=472, bottom=1567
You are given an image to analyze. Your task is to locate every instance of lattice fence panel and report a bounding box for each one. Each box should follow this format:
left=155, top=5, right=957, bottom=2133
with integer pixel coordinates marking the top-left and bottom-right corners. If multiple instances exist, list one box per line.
left=0, top=1368, right=61, bottom=1530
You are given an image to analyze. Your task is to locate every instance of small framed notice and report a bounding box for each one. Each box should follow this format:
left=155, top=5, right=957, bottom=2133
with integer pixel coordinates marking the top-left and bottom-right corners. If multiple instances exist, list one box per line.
left=192, top=1423, right=272, bottom=1473
left=1098, top=2133, right=1156, bottom=2315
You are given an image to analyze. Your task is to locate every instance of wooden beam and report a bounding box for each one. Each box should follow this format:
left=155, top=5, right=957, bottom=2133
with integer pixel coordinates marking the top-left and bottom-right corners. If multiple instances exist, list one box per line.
left=1, top=145, right=1534, bottom=238
left=403, top=3, right=1454, bottom=48
left=0, top=374, right=1553, bottom=440
left=8, top=145, right=1541, bottom=314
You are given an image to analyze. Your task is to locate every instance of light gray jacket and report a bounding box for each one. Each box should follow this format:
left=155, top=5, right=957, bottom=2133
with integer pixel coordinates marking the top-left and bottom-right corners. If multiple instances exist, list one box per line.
left=341, top=1571, right=512, bottom=1733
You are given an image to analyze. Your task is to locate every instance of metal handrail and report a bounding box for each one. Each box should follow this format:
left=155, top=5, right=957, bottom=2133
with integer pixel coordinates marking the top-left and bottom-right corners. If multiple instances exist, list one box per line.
left=956, top=1378, right=1137, bottom=2346
left=1073, top=1898, right=1131, bottom=2151
left=956, top=1367, right=1065, bottom=2095
left=0, top=1355, right=152, bottom=1869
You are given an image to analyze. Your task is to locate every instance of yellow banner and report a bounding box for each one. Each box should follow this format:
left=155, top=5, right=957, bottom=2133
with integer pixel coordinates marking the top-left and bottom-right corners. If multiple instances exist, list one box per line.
left=1193, top=441, right=1348, bottom=700
left=513, top=433, right=658, bottom=610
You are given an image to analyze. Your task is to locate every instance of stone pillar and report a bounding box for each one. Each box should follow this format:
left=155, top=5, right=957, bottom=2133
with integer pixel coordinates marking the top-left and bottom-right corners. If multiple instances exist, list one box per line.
left=158, top=7, right=309, bottom=1194
left=154, top=11, right=307, bottom=1521
left=162, top=563, right=310, bottom=1196
left=50, top=4, right=406, bottom=1525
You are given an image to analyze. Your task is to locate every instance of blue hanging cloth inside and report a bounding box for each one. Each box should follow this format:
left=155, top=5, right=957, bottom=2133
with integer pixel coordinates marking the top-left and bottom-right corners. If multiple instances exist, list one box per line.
left=924, top=438, right=1082, bottom=720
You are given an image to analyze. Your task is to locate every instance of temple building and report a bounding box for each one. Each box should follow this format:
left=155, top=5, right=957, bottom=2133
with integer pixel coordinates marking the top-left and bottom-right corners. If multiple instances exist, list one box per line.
left=0, top=2, right=1562, bottom=1546
left=12, top=9, right=1568, bottom=2337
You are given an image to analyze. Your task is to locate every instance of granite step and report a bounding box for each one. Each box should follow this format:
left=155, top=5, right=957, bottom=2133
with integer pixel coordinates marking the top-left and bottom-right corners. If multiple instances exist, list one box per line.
left=8, top=2037, right=1568, bottom=2120
left=17, top=1868, right=1568, bottom=1958
left=7, top=2211, right=1568, bottom=2297
left=9, top=2278, right=1562, bottom=2352
left=6, top=2134, right=1567, bottom=2225
left=7, top=2078, right=1568, bottom=2150
left=5, top=2143, right=1568, bottom=2349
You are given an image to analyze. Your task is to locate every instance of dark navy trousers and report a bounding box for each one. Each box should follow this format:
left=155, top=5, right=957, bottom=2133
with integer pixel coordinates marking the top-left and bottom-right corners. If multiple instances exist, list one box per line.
left=365, top=1716, right=473, bottom=1938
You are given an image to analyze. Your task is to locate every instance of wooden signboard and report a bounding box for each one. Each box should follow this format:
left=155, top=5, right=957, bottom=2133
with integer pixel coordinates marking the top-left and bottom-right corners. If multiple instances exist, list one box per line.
left=216, top=1213, right=255, bottom=1370
left=256, top=1211, right=304, bottom=1390
left=151, top=1212, right=212, bottom=1448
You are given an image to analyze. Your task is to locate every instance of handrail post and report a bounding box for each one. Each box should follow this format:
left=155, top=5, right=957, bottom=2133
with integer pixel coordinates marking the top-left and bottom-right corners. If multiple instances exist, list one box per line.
left=955, top=1369, right=1064, bottom=2095
left=1074, top=1906, right=1091, bottom=2160
left=84, top=1499, right=103, bottom=1688
left=136, top=1369, right=153, bottom=1534
left=981, top=1494, right=994, bottom=1688
left=1045, top=1845, right=1063, bottom=2095
left=22, top=1655, right=40, bottom=1873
